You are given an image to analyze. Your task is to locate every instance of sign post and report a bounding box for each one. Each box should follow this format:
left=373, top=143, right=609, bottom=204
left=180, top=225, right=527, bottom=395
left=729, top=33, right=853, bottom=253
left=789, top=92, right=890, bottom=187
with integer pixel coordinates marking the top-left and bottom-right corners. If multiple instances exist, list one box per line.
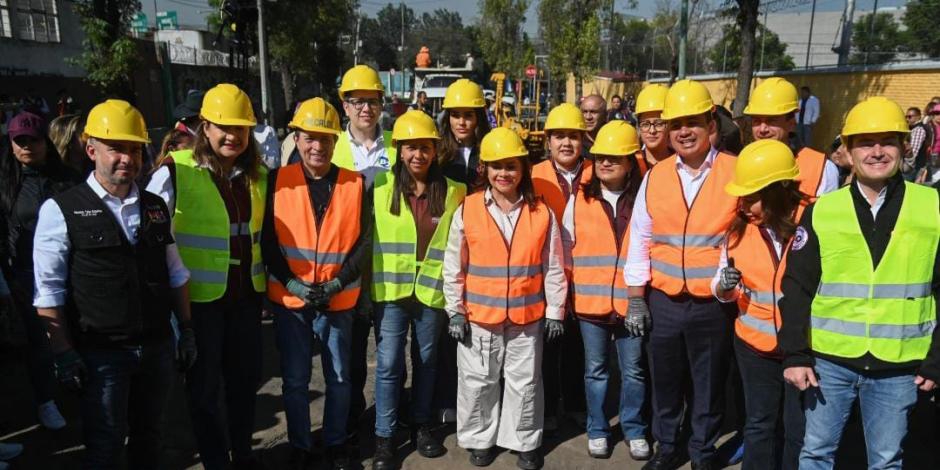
left=156, top=11, right=179, bottom=31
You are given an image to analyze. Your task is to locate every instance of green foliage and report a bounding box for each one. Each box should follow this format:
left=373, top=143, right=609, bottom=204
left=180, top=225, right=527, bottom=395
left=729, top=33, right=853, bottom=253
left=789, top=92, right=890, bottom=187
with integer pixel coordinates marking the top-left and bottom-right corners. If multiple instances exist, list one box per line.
left=70, top=1, right=141, bottom=98
left=850, top=12, right=901, bottom=65
left=708, top=23, right=794, bottom=73
left=538, top=0, right=603, bottom=96
left=477, top=0, right=531, bottom=76
left=903, top=0, right=940, bottom=57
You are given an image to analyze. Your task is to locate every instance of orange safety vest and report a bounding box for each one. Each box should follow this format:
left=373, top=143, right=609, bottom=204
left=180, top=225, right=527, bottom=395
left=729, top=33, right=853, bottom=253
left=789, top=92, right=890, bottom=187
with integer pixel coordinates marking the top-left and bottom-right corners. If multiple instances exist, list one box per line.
left=647, top=152, right=738, bottom=297
left=267, top=164, right=363, bottom=311
left=795, top=147, right=826, bottom=200
left=462, top=192, right=550, bottom=325
left=532, top=158, right=593, bottom=222
left=634, top=151, right=650, bottom=176
left=571, top=191, right=631, bottom=316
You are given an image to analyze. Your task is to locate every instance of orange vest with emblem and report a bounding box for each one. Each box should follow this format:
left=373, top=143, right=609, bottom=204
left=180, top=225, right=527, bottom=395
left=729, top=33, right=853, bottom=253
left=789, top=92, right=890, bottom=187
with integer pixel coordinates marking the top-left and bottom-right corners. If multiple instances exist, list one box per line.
left=571, top=191, right=631, bottom=316
left=795, top=147, right=826, bottom=201
left=532, top=159, right=593, bottom=222
left=463, top=192, right=550, bottom=325
left=267, top=164, right=363, bottom=311
left=728, top=204, right=807, bottom=353
left=647, top=152, right=738, bottom=297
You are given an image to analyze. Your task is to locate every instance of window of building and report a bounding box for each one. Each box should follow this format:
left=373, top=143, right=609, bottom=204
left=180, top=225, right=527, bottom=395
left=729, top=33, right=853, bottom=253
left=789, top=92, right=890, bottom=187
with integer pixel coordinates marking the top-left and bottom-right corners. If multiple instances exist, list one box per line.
left=0, top=1, right=13, bottom=38
left=14, top=0, right=59, bottom=43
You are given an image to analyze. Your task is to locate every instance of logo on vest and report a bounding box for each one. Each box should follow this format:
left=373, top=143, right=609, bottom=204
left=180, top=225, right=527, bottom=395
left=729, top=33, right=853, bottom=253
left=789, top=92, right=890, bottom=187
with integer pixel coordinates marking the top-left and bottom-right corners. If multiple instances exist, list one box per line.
left=145, top=207, right=167, bottom=224
left=792, top=226, right=808, bottom=251
left=378, top=156, right=390, bottom=169
left=72, top=209, right=104, bottom=217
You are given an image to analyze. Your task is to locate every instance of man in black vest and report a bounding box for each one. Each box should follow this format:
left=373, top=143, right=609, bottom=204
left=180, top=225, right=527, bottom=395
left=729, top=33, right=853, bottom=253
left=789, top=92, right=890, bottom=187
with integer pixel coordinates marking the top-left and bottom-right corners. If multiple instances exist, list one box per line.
left=33, top=100, right=197, bottom=469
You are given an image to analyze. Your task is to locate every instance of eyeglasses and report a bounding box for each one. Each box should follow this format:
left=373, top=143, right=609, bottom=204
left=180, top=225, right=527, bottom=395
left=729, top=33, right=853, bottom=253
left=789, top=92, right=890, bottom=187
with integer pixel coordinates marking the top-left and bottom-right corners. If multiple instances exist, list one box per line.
left=638, top=120, right=666, bottom=132
left=906, top=114, right=918, bottom=119
left=345, top=98, right=383, bottom=110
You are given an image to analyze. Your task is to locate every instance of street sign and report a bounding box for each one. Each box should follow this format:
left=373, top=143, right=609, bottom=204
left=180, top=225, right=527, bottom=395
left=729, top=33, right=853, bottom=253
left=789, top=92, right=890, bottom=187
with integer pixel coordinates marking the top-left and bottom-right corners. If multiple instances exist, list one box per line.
left=156, top=11, right=178, bottom=31
left=525, top=65, right=537, bottom=79
left=131, top=12, right=148, bottom=33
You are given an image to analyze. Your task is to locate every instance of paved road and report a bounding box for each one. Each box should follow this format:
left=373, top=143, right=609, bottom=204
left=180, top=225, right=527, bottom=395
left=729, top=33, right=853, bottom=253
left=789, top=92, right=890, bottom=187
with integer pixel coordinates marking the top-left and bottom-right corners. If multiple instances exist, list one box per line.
left=1, top=319, right=937, bottom=469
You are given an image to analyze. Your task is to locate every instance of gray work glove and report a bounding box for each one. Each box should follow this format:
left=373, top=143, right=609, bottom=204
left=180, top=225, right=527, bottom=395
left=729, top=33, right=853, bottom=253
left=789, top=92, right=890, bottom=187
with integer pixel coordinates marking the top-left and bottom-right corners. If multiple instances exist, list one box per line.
left=310, top=278, right=343, bottom=308
left=176, top=327, right=198, bottom=372
left=545, top=318, right=565, bottom=343
left=286, top=277, right=317, bottom=303
left=718, top=266, right=742, bottom=292
left=54, top=349, right=87, bottom=393
left=625, top=297, right=651, bottom=337
left=448, top=313, right=470, bottom=342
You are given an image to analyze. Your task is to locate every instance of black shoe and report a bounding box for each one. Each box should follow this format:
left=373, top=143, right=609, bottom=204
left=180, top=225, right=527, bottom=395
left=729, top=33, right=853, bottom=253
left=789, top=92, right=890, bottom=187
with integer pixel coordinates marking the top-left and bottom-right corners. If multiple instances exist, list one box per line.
left=516, top=449, right=543, bottom=470
left=327, top=445, right=351, bottom=470
left=233, top=455, right=267, bottom=470
left=287, top=447, right=315, bottom=470
left=469, top=447, right=497, bottom=467
left=372, top=436, right=397, bottom=470
left=413, top=424, right=446, bottom=458
left=641, top=449, right=684, bottom=470
left=691, top=459, right=716, bottom=470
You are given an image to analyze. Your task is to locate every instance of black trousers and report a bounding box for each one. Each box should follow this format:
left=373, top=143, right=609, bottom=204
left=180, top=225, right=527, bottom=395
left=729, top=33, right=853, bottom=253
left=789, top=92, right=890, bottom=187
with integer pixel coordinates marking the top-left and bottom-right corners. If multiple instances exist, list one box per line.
left=186, top=293, right=263, bottom=470
left=733, top=336, right=804, bottom=470
left=543, top=314, right=586, bottom=420
left=647, top=289, right=734, bottom=464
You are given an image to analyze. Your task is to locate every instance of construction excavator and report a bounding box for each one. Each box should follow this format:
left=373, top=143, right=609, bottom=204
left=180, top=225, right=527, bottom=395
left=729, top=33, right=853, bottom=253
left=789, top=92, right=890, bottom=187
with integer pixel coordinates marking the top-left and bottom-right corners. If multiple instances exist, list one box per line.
left=490, top=71, right=546, bottom=161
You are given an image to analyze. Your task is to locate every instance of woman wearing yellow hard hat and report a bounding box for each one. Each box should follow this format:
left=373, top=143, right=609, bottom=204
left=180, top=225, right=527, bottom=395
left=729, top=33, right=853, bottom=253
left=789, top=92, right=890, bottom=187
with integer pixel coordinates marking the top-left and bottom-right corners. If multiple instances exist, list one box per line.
left=714, top=139, right=807, bottom=470
left=146, top=83, right=268, bottom=470
left=438, top=78, right=492, bottom=191
left=634, top=84, right=672, bottom=170
left=443, top=127, right=567, bottom=469
left=370, top=110, right=466, bottom=469
left=563, top=120, right=650, bottom=460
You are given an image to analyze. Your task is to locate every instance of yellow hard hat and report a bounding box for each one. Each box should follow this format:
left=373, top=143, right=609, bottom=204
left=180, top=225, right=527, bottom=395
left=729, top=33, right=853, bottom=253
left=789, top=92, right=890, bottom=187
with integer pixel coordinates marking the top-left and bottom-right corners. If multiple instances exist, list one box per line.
left=841, top=97, right=909, bottom=140
left=83, top=99, right=150, bottom=143
left=725, top=139, right=800, bottom=196
left=200, top=83, right=256, bottom=126
left=442, top=79, right=485, bottom=109
left=661, top=79, right=714, bottom=121
left=635, top=84, right=669, bottom=115
left=392, top=109, right=440, bottom=145
left=288, top=98, right=341, bottom=135
left=338, top=65, right=384, bottom=100
left=591, top=120, right=640, bottom=156
left=544, top=103, right=587, bottom=132
left=480, top=127, right=528, bottom=162
left=744, top=77, right=799, bottom=116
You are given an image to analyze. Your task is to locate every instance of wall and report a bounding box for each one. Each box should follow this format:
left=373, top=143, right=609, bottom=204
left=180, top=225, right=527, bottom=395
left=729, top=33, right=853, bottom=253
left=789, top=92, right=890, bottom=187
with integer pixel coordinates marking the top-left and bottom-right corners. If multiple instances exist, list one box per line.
left=0, top=0, right=85, bottom=77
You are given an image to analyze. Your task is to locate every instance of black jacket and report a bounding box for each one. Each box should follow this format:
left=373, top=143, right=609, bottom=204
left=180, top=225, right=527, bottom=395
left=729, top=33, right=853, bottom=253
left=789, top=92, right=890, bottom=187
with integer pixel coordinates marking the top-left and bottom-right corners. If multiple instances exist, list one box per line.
left=778, top=174, right=940, bottom=381
left=5, top=164, right=80, bottom=272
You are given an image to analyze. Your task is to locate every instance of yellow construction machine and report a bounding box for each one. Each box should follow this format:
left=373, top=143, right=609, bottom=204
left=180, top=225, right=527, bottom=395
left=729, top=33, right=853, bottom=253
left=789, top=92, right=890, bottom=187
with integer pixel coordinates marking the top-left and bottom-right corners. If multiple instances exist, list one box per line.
left=490, top=71, right=545, bottom=160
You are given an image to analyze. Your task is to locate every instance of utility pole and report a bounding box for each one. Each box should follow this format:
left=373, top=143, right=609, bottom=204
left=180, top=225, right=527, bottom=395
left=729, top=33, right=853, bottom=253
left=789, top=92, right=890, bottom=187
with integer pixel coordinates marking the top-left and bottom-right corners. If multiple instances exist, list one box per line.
left=256, top=0, right=271, bottom=124
left=353, top=6, right=361, bottom=65
left=864, top=0, right=879, bottom=65
left=836, top=0, right=856, bottom=66
left=759, top=8, right=768, bottom=71
left=400, top=1, right=405, bottom=98
left=805, top=0, right=817, bottom=68
left=677, top=0, right=688, bottom=78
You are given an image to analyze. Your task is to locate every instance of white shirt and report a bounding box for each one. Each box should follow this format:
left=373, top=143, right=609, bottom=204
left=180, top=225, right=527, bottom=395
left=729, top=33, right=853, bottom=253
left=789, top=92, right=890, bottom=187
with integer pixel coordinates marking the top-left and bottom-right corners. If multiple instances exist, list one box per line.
left=253, top=124, right=281, bottom=170
left=818, top=159, right=840, bottom=196
left=146, top=162, right=245, bottom=212
left=345, top=125, right=392, bottom=172
left=710, top=228, right=783, bottom=302
left=798, top=95, right=820, bottom=125
left=857, top=181, right=888, bottom=219
left=33, top=174, right=190, bottom=308
left=442, top=188, right=568, bottom=320
left=460, top=146, right=472, bottom=167
left=625, top=147, right=719, bottom=286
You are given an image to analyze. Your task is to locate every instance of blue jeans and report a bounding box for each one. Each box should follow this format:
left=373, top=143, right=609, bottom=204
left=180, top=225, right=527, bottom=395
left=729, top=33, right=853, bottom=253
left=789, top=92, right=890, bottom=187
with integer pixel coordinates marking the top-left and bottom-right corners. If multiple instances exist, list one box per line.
left=579, top=319, right=647, bottom=440
left=800, top=357, right=918, bottom=470
left=274, top=303, right=353, bottom=448
left=80, top=339, right=174, bottom=470
left=374, top=299, right=445, bottom=437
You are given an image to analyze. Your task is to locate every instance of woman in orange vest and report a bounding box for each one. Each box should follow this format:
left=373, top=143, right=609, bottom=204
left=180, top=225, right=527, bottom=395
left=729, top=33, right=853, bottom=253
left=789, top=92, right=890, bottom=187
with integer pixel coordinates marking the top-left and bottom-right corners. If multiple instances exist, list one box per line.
left=714, top=139, right=808, bottom=470
left=563, top=121, right=650, bottom=460
left=442, top=128, right=568, bottom=469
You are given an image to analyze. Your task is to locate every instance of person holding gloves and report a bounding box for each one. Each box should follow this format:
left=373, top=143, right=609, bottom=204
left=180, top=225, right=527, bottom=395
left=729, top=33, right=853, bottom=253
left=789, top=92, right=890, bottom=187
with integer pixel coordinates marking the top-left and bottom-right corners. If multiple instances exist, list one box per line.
left=370, top=110, right=466, bottom=469
left=564, top=120, right=649, bottom=460
left=443, top=128, right=568, bottom=470
left=713, top=139, right=809, bottom=470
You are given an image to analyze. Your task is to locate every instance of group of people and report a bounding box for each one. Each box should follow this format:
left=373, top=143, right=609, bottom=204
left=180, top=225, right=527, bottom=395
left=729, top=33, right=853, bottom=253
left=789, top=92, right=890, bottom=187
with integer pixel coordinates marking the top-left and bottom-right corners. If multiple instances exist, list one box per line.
left=0, top=63, right=937, bottom=470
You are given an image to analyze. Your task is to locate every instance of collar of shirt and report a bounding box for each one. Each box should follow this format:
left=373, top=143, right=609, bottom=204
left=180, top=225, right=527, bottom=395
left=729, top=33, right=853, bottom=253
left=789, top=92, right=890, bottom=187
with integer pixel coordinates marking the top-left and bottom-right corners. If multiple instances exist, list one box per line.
left=854, top=179, right=889, bottom=218
left=675, top=146, right=718, bottom=172
left=483, top=187, right=524, bottom=211
left=86, top=172, right=139, bottom=205
left=345, top=123, right=382, bottom=149
left=554, top=159, right=583, bottom=179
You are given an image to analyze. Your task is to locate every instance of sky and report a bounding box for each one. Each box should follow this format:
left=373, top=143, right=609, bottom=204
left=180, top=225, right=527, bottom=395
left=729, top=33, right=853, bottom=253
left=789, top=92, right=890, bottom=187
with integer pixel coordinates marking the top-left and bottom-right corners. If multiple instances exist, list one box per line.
left=153, top=0, right=909, bottom=35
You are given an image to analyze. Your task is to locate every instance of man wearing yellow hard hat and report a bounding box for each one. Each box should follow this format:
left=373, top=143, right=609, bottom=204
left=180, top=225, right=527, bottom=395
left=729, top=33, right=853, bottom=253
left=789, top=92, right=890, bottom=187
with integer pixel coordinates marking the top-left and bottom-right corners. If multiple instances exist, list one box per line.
left=634, top=84, right=672, bottom=170
left=624, top=79, right=740, bottom=470
left=262, top=97, right=368, bottom=470
left=780, top=97, right=940, bottom=469
left=745, top=77, right=839, bottom=199
left=34, top=100, right=194, bottom=468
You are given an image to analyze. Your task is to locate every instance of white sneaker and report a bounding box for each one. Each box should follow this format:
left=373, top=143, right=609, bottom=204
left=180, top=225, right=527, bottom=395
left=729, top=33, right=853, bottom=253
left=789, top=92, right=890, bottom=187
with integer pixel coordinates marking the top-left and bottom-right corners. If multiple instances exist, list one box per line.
left=441, top=408, right=457, bottom=424
left=0, top=442, right=23, bottom=461
left=38, top=401, right=66, bottom=430
left=628, top=438, right=651, bottom=461
left=587, top=437, right=609, bottom=458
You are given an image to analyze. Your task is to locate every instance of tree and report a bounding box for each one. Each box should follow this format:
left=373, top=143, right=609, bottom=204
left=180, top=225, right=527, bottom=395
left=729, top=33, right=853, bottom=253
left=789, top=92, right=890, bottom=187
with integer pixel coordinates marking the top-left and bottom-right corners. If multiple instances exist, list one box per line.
left=904, top=0, right=940, bottom=58
left=708, top=24, right=795, bottom=73
left=71, top=0, right=141, bottom=99
left=476, top=0, right=531, bottom=76
left=538, top=0, right=603, bottom=100
left=359, top=3, right=417, bottom=70
left=412, top=10, right=476, bottom=67
left=850, top=12, right=902, bottom=65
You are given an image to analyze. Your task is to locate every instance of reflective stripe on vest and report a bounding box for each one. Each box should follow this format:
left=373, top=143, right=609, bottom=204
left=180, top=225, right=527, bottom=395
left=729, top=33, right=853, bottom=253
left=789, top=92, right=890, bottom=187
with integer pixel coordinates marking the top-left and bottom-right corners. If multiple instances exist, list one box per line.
left=571, top=191, right=631, bottom=316
left=646, top=152, right=738, bottom=297
left=796, top=147, right=827, bottom=200
left=370, top=171, right=466, bottom=308
left=266, top=164, right=364, bottom=311
left=810, top=183, right=940, bottom=362
left=170, top=149, right=267, bottom=302
left=331, top=129, right=398, bottom=172
left=532, top=159, right=593, bottom=223
left=462, top=192, right=549, bottom=325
